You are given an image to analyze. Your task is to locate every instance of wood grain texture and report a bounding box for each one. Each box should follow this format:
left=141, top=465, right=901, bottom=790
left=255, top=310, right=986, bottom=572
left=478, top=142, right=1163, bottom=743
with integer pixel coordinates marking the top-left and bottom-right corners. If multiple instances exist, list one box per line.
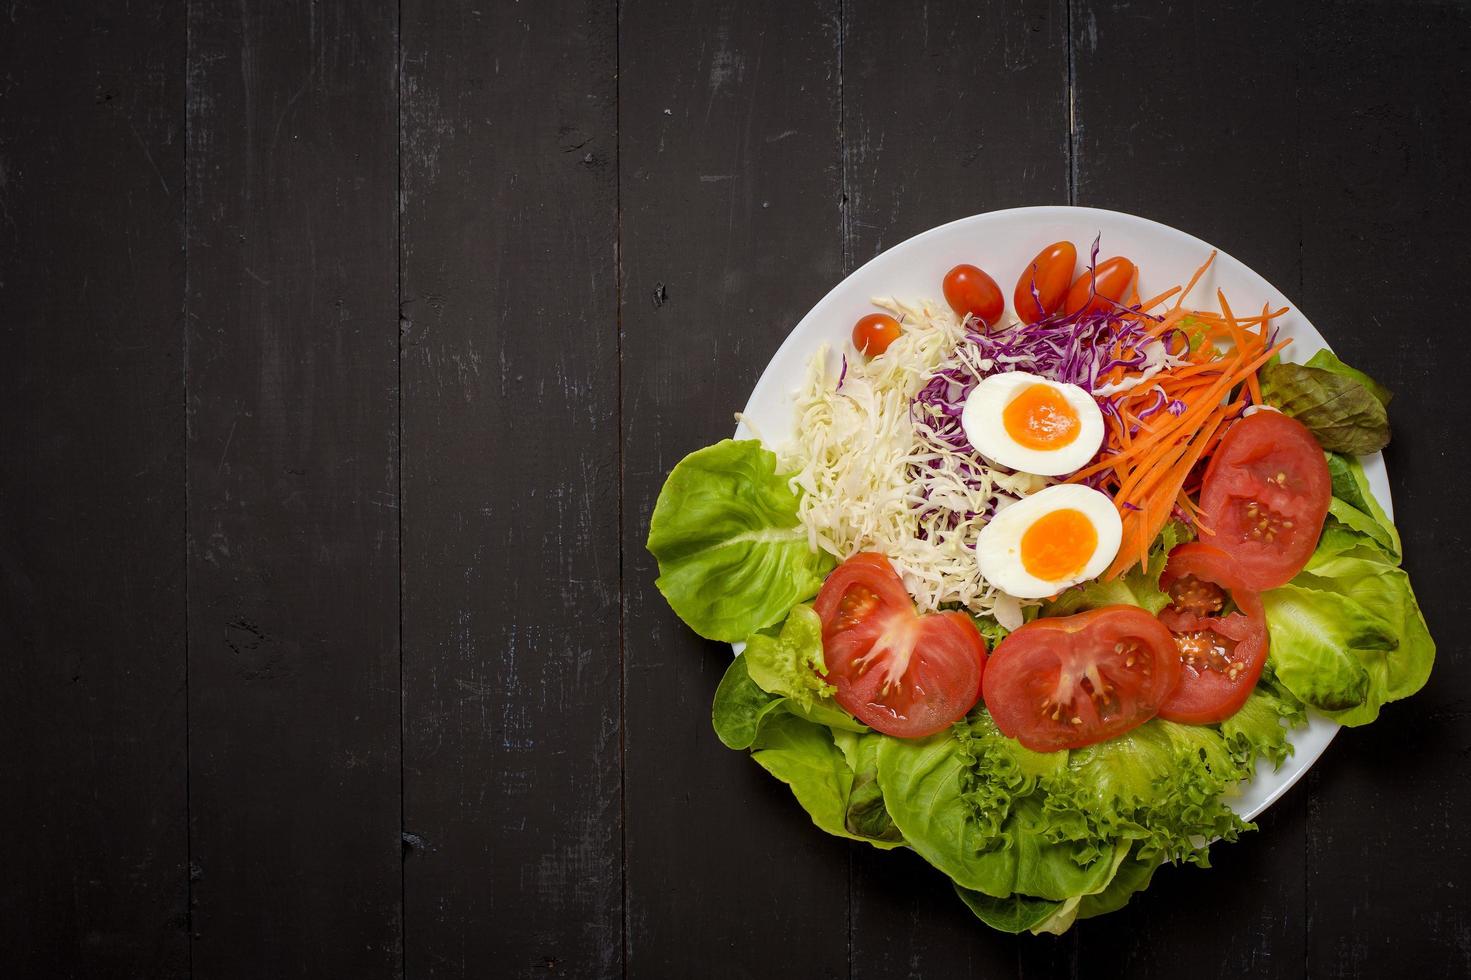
left=1297, top=3, right=1471, bottom=976
left=398, top=2, right=622, bottom=977
left=618, top=2, right=850, bottom=976
left=0, top=4, right=189, bottom=976
left=184, top=2, right=402, bottom=975
left=840, top=1, right=1071, bottom=975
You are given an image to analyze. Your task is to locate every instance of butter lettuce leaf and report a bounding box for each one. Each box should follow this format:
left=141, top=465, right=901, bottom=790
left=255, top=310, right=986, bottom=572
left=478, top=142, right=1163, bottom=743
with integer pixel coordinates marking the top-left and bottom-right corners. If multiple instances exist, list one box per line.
left=647, top=439, right=834, bottom=641
left=1263, top=464, right=1432, bottom=725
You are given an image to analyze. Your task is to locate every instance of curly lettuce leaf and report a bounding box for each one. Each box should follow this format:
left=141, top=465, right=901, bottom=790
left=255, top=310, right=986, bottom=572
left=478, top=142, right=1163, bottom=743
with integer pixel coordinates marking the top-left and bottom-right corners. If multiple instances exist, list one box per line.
left=742, top=605, right=835, bottom=710
left=876, top=729, right=1117, bottom=901
left=1260, top=359, right=1390, bottom=454
left=1220, top=686, right=1301, bottom=771
left=647, top=439, right=834, bottom=641
left=1039, top=719, right=1250, bottom=868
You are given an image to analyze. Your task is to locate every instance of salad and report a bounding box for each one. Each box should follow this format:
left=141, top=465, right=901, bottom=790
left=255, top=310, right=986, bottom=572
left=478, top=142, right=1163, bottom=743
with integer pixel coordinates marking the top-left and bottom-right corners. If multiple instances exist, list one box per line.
left=646, top=234, right=1433, bottom=934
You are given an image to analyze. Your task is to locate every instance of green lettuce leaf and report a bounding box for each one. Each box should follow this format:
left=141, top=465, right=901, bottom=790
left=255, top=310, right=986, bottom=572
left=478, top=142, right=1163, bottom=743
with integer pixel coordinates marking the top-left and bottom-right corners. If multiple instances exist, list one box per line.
left=876, top=728, right=1117, bottom=901
left=748, top=712, right=902, bottom=850
left=1259, top=360, right=1390, bottom=454
left=1220, top=686, right=1301, bottom=770
left=953, top=886, right=1067, bottom=934
left=742, top=605, right=836, bottom=710
left=1306, top=349, right=1393, bottom=407
left=1263, top=471, right=1433, bottom=725
left=647, top=439, right=834, bottom=641
left=1075, top=845, right=1162, bottom=921
left=842, top=733, right=904, bottom=844
left=711, top=654, right=787, bottom=750
left=1039, top=719, right=1251, bottom=868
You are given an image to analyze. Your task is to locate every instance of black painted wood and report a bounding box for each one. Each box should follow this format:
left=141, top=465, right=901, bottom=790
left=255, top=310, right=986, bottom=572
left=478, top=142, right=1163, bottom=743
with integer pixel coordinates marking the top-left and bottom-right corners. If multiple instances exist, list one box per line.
left=618, top=2, right=851, bottom=977
left=183, top=2, right=402, bottom=976
left=6, top=1, right=1471, bottom=975
left=398, top=2, right=622, bottom=977
left=0, top=4, right=189, bottom=976
left=1297, top=3, right=1471, bottom=976
left=1068, top=2, right=1308, bottom=977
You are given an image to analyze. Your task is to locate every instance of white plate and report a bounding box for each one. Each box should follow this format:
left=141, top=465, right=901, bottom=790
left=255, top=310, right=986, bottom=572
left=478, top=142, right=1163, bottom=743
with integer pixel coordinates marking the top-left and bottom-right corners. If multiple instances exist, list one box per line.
left=733, top=205, right=1393, bottom=822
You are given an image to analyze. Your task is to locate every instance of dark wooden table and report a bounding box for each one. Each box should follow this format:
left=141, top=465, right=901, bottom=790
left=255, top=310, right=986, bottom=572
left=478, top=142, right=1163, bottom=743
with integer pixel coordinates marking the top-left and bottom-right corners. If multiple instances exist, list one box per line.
left=4, top=1, right=1469, bottom=977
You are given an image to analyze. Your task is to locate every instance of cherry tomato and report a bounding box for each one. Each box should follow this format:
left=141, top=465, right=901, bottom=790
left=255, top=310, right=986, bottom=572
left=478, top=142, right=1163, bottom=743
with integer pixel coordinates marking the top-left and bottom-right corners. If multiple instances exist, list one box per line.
left=942, top=264, right=1005, bottom=328
left=982, top=605, right=1181, bottom=752
left=1013, top=241, right=1078, bottom=324
left=813, top=553, right=987, bottom=738
left=1154, top=543, right=1269, bottom=724
left=1198, top=411, right=1331, bottom=590
left=851, top=312, right=903, bottom=356
left=1063, top=256, right=1137, bottom=317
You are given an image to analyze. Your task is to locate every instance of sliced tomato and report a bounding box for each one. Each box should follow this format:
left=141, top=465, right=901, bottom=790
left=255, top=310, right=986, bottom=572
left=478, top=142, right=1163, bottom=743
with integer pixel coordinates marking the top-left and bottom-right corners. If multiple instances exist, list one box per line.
left=813, top=553, right=986, bottom=738
left=1198, top=410, right=1331, bottom=590
left=1155, top=543, right=1269, bottom=724
left=981, top=606, right=1180, bottom=752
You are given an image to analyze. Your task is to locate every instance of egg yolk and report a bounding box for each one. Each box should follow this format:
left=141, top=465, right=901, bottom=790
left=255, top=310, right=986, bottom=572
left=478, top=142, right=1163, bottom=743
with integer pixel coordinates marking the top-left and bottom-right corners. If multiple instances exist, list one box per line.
left=1003, top=383, right=1081, bottom=450
left=1020, top=508, right=1098, bottom=582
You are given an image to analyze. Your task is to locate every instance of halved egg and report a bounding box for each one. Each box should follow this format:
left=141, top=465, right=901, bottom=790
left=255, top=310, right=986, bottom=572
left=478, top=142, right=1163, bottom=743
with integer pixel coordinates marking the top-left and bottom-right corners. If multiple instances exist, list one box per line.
left=961, top=372, right=1104, bottom=476
left=976, top=484, right=1123, bottom=599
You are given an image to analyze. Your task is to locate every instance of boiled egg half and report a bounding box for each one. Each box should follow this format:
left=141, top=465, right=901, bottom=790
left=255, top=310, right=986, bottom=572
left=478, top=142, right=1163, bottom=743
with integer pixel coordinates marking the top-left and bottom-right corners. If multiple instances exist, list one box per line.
left=961, top=372, right=1104, bottom=476
left=976, top=484, right=1123, bottom=599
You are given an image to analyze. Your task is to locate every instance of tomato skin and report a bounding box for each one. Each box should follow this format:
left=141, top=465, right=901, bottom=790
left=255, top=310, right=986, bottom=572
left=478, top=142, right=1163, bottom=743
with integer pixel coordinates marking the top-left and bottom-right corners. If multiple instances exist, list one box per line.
left=982, top=605, right=1181, bottom=752
left=1198, top=411, right=1331, bottom=590
left=814, top=553, right=987, bottom=739
left=1013, top=241, right=1078, bottom=324
left=1063, top=256, right=1136, bottom=316
left=852, top=312, right=903, bottom=356
left=943, top=264, right=1005, bottom=328
left=1155, top=543, right=1269, bottom=724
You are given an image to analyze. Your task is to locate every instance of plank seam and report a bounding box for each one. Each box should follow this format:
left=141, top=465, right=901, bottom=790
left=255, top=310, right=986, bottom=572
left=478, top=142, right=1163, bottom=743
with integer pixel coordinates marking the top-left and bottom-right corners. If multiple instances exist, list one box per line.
left=182, top=2, right=196, bottom=974
left=1066, top=0, right=1077, bottom=206
left=396, top=0, right=407, bottom=975
left=616, top=1, right=629, bottom=976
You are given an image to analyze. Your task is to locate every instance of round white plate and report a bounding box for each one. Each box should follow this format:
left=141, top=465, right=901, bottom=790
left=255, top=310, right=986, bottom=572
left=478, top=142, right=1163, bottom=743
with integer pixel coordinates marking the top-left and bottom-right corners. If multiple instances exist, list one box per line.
left=733, top=205, right=1392, bottom=821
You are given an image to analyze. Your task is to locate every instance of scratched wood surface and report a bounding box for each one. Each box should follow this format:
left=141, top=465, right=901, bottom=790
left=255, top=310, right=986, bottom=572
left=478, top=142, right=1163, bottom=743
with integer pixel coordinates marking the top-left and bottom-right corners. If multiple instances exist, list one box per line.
left=5, top=0, right=1471, bottom=977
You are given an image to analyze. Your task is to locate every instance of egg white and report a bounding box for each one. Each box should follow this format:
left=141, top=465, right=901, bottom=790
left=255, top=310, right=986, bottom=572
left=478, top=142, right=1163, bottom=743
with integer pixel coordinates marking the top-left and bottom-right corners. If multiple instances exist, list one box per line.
left=961, top=372, right=1105, bottom=477
left=975, top=483, right=1123, bottom=599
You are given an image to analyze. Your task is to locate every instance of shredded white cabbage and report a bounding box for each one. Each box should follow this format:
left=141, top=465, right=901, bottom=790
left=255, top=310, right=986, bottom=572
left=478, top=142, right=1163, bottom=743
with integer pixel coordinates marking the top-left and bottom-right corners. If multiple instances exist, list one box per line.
left=762, top=298, right=1030, bottom=628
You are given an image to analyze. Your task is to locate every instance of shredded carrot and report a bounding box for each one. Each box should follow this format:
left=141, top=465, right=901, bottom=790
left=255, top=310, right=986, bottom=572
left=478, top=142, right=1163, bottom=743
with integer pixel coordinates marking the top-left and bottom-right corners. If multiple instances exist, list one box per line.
left=1068, top=274, right=1291, bottom=579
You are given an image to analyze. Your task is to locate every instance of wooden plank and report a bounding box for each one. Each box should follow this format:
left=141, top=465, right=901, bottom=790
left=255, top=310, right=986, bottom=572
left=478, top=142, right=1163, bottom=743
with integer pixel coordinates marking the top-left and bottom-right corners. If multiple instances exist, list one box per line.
left=618, top=3, right=852, bottom=976
left=183, top=2, right=402, bottom=975
left=397, top=2, right=622, bottom=976
left=1296, top=3, right=1471, bottom=975
left=1068, top=1, right=1308, bottom=975
left=841, top=1, right=1070, bottom=974
left=0, top=4, right=189, bottom=975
